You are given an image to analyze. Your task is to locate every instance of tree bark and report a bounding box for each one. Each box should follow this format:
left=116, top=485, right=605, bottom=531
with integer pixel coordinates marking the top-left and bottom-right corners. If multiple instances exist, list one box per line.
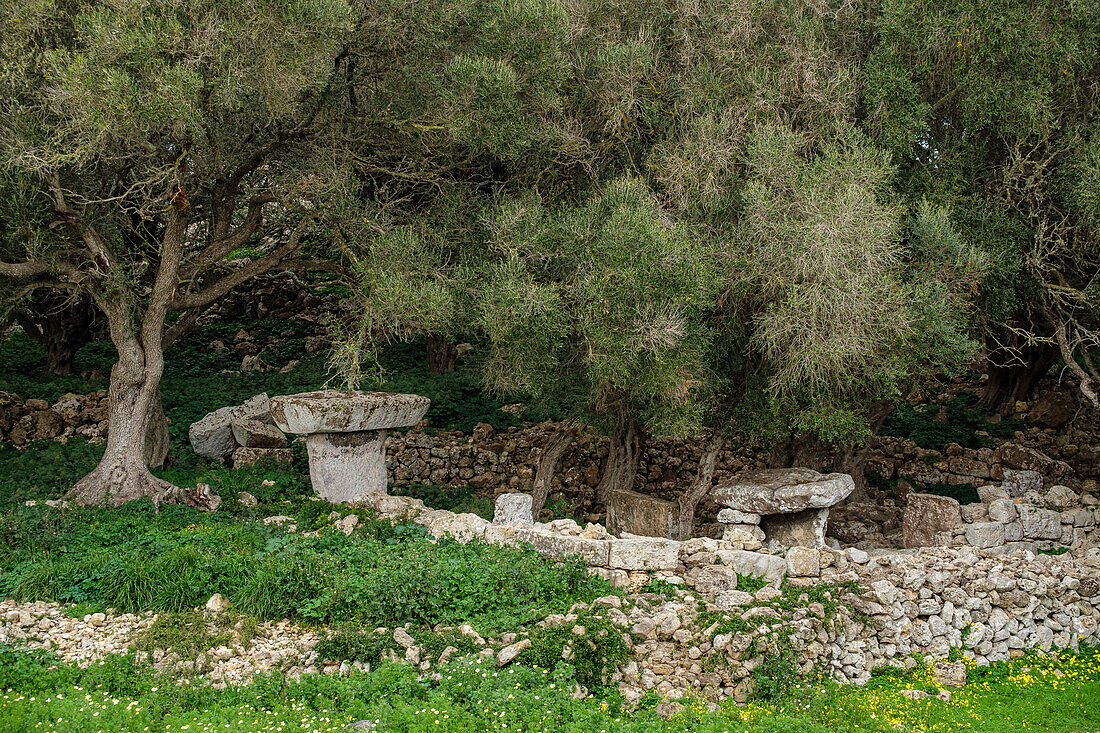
left=66, top=338, right=176, bottom=507
left=143, top=386, right=169, bottom=469
left=426, top=334, right=458, bottom=375
left=978, top=339, right=1058, bottom=411
left=594, top=418, right=645, bottom=508
left=13, top=292, right=102, bottom=376
left=674, top=432, right=723, bottom=540
left=530, top=420, right=577, bottom=518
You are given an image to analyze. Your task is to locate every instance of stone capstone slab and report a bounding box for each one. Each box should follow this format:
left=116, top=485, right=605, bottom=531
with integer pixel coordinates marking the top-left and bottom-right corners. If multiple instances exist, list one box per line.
left=712, top=468, right=855, bottom=514
left=270, top=390, right=429, bottom=435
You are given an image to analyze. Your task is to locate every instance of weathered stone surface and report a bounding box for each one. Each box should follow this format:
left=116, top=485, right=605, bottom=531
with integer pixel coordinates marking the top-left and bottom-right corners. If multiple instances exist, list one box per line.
left=497, top=639, right=531, bottom=666
left=231, top=447, right=293, bottom=468
left=189, top=393, right=271, bottom=459
left=270, top=390, right=429, bottom=434
left=693, top=565, right=739, bottom=598
left=933, top=660, right=967, bottom=687
left=517, top=527, right=611, bottom=566
left=493, top=493, right=534, bottom=525
left=1044, top=485, right=1079, bottom=508
left=1017, top=505, right=1062, bottom=540
left=964, top=522, right=1005, bottom=548
left=608, top=538, right=680, bottom=571
left=762, top=508, right=831, bottom=549
left=1002, top=469, right=1043, bottom=498
left=978, top=484, right=1010, bottom=503
left=712, top=468, right=854, bottom=514
left=270, top=390, right=431, bottom=503
left=903, top=494, right=962, bottom=548
left=1027, top=391, right=1076, bottom=428
left=717, top=508, right=762, bottom=525
left=607, top=488, right=677, bottom=538
left=786, top=546, right=821, bottom=577
left=988, top=498, right=1017, bottom=523
left=715, top=549, right=787, bottom=582
left=231, top=418, right=287, bottom=449
left=998, top=445, right=1070, bottom=478
left=303, top=430, right=387, bottom=503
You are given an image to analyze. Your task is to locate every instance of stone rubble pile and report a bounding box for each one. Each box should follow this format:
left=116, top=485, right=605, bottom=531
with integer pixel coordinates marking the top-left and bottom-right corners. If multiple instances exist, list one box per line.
left=188, top=393, right=293, bottom=468
left=0, top=390, right=109, bottom=446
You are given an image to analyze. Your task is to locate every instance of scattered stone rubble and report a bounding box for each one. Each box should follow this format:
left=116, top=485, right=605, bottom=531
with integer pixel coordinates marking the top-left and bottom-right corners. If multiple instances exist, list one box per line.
left=188, top=393, right=293, bottom=468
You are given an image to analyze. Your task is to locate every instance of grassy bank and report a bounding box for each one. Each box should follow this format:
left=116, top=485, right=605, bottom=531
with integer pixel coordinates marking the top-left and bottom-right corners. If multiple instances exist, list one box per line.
left=1, top=644, right=1098, bottom=733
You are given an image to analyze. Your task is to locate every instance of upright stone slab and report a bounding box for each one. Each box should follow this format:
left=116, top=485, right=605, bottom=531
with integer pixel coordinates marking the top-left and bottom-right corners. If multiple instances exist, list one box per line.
left=902, top=493, right=962, bottom=548
left=494, top=493, right=534, bottom=524
left=270, top=390, right=429, bottom=503
left=606, top=488, right=677, bottom=538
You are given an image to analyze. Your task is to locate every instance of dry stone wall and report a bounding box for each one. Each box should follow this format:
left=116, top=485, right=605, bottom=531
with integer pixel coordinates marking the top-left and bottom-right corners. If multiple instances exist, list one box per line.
left=353, top=490, right=1100, bottom=695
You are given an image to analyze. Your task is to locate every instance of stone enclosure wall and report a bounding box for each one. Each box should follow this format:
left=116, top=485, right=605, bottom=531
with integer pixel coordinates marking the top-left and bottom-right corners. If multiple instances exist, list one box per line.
left=354, top=490, right=1100, bottom=694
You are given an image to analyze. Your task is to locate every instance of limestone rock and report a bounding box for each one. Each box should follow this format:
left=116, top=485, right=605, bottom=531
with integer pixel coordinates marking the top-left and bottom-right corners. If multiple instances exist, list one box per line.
left=964, top=522, right=1005, bottom=549
left=231, top=419, right=287, bottom=449
left=493, top=493, right=534, bottom=525
left=189, top=393, right=272, bottom=459
left=988, top=498, right=1017, bottom=523
left=1002, top=469, right=1043, bottom=498
left=902, top=494, right=962, bottom=548
left=232, top=447, right=293, bottom=469
left=1026, top=391, right=1076, bottom=428
left=715, top=549, right=787, bottom=582
left=1017, top=505, right=1062, bottom=540
left=496, top=639, right=531, bottom=666
left=608, top=538, right=680, bottom=571
left=933, top=660, right=967, bottom=687
left=786, top=546, right=821, bottom=578
left=205, top=593, right=231, bottom=614
left=717, top=508, right=762, bottom=525
left=693, top=565, right=739, bottom=598
left=712, top=468, right=854, bottom=514
left=607, top=488, right=677, bottom=538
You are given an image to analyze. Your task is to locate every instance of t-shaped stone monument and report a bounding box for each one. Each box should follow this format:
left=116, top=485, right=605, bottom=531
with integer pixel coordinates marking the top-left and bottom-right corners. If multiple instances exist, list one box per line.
left=270, top=390, right=430, bottom=503
left=712, top=468, right=854, bottom=549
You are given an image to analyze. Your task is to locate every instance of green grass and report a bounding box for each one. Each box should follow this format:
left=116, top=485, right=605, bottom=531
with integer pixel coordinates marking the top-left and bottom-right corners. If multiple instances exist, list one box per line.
left=0, top=645, right=1098, bottom=732
left=0, top=500, right=607, bottom=632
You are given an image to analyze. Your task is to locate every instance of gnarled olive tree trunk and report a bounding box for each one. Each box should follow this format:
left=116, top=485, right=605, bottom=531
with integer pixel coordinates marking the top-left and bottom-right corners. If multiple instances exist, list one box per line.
left=594, top=416, right=645, bottom=508
left=674, top=432, right=723, bottom=540
left=66, top=335, right=174, bottom=506
left=530, top=419, right=577, bottom=518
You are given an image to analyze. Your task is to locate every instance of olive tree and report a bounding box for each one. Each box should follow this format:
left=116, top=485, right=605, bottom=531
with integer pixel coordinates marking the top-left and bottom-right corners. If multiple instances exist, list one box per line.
left=863, top=0, right=1100, bottom=407
left=0, top=0, right=353, bottom=505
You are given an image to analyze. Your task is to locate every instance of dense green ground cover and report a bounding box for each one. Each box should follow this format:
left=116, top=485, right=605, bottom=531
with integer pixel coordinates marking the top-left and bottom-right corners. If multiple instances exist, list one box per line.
left=1, top=643, right=1098, bottom=733
left=0, top=499, right=604, bottom=633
